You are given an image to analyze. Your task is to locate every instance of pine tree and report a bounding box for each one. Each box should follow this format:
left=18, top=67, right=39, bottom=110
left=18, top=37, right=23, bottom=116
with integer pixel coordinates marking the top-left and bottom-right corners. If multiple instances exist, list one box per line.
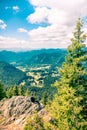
left=18, top=85, right=24, bottom=96
left=62, top=18, right=87, bottom=120
left=42, top=92, right=48, bottom=105
left=6, top=87, right=13, bottom=98
left=25, top=88, right=30, bottom=97
left=50, top=18, right=87, bottom=129
left=0, top=81, right=5, bottom=100
left=12, top=84, right=19, bottom=96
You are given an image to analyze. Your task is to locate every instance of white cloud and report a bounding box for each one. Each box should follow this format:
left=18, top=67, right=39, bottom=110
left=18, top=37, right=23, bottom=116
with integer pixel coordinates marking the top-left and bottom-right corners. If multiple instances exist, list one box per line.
left=0, top=19, right=7, bottom=30
left=26, top=0, right=87, bottom=49
left=12, top=6, right=19, bottom=12
left=27, top=24, right=72, bottom=48
left=29, top=0, right=85, bottom=9
left=29, top=0, right=87, bottom=25
left=17, top=28, right=28, bottom=33
left=27, top=7, right=49, bottom=23
left=27, top=7, right=67, bottom=25
left=0, top=36, right=30, bottom=51
left=5, top=6, right=19, bottom=12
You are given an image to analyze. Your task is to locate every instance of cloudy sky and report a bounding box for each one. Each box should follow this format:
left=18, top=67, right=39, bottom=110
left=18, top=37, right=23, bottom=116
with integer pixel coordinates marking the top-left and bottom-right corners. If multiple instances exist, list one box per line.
left=0, top=0, right=87, bottom=51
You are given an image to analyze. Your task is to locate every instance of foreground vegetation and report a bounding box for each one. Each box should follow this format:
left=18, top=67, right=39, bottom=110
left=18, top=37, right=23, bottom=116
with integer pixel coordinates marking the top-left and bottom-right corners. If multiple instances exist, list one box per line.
left=0, top=18, right=87, bottom=129
left=24, top=18, right=87, bottom=130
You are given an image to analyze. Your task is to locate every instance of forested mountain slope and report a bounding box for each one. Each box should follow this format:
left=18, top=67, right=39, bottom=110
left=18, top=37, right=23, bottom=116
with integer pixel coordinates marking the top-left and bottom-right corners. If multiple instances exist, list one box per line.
left=0, top=49, right=67, bottom=66
left=0, top=61, right=27, bottom=87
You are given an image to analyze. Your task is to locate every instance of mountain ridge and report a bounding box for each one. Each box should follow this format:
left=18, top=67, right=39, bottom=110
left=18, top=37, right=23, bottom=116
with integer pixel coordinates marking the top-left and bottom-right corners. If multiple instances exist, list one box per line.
left=0, top=49, right=67, bottom=66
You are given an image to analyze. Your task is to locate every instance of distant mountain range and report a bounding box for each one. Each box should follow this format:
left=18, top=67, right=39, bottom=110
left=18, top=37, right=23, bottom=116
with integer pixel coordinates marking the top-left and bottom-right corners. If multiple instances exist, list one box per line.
left=0, top=49, right=67, bottom=67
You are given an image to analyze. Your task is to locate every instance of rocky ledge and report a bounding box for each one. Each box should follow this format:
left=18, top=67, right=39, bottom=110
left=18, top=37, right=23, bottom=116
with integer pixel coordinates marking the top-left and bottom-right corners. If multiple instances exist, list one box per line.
left=0, top=96, right=46, bottom=130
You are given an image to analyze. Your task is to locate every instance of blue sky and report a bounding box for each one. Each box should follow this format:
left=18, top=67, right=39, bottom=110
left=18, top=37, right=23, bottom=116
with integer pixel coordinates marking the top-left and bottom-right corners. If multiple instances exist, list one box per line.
left=0, top=0, right=87, bottom=51
left=0, top=0, right=34, bottom=37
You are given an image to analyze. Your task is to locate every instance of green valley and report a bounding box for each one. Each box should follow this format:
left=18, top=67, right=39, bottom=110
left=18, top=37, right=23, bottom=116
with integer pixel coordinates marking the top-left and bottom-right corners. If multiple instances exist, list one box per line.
left=0, top=49, right=67, bottom=88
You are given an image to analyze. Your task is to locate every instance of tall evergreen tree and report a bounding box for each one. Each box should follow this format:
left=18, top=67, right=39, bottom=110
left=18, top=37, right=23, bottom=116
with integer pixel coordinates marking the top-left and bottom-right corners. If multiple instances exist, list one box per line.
left=50, top=18, right=87, bottom=129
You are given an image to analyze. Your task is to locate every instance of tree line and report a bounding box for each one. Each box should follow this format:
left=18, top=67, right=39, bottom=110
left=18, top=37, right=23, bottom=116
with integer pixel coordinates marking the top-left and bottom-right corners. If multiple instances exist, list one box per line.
left=0, top=82, right=30, bottom=99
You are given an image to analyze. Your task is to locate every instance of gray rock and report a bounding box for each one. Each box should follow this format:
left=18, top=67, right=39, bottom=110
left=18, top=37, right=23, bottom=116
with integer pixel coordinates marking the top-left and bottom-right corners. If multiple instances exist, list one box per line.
left=4, top=96, right=41, bottom=118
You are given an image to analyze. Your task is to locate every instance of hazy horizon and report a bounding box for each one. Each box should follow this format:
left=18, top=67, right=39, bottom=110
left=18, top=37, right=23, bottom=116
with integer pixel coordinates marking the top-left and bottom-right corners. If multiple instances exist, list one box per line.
left=0, top=47, right=68, bottom=53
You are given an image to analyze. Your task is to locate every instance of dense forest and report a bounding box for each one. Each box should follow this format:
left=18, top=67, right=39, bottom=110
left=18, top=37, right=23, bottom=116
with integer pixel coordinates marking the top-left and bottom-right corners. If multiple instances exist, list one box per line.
left=0, top=18, right=87, bottom=129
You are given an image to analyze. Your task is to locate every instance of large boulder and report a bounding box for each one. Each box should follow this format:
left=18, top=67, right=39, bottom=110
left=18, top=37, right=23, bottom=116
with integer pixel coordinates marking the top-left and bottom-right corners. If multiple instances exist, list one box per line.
left=4, top=96, right=41, bottom=118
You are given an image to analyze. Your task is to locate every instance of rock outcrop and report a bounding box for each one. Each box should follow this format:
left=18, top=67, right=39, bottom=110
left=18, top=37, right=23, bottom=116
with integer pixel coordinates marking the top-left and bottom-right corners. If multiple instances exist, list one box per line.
left=0, top=96, right=45, bottom=130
